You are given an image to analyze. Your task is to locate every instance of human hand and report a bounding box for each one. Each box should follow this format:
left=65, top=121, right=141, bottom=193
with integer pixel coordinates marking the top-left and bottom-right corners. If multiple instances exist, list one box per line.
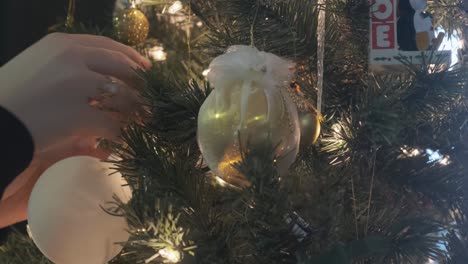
left=0, top=33, right=149, bottom=228
left=0, top=33, right=151, bottom=153
left=0, top=137, right=111, bottom=228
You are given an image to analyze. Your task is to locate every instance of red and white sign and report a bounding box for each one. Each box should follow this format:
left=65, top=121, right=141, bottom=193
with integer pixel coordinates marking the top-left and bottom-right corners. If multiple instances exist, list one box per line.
left=371, top=0, right=396, bottom=49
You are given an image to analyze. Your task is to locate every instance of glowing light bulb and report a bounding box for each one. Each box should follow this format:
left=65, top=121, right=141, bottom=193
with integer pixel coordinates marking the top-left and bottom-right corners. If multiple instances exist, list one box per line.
left=400, top=145, right=422, bottom=157
left=148, top=46, right=167, bottom=61
left=168, top=1, right=183, bottom=14
left=409, top=148, right=421, bottom=157
left=26, top=224, right=33, bottom=239
left=202, top=68, right=211, bottom=76
left=331, top=123, right=341, bottom=134
left=159, top=247, right=181, bottom=263
left=215, top=176, right=228, bottom=187
left=439, top=156, right=451, bottom=166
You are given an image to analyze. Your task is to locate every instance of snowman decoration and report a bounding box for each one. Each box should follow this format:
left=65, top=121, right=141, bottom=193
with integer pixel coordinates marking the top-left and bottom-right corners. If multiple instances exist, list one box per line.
left=369, top=0, right=451, bottom=72
left=397, top=0, right=442, bottom=51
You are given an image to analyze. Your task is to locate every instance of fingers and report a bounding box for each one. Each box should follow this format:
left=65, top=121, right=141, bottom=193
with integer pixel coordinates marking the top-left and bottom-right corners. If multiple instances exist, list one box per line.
left=80, top=105, right=123, bottom=141
left=86, top=145, right=113, bottom=160
left=37, top=137, right=112, bottom=165
left=69, top=72, right=123, bottom=140
left=1, top=163, right=42, bottom=200
left=70, top=71, right=141, bottom=142
left=75, top=138, right=112, bottom=160
left=70, top=34, right=152, bottom=69
left=0, top=165, right=42, bottom=228
left=102, top=80, right=144, bottom=117
left=82, top=47, right=143, bottom=87
left=0, top=138, right=113, bottom=229
left=0, top=193, right=28, bottom=228
left=80, top=71, right=143, bottom=118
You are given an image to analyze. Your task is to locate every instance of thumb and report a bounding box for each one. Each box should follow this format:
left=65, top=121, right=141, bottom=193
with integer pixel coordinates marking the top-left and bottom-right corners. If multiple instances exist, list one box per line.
left=74, top=137, right=113, bottom=160
left=37, top=137, right=112, bottom=165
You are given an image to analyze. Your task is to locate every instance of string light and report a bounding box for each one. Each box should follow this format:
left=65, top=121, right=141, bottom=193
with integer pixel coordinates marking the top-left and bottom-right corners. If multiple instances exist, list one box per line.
left=439, top=156, right=451, bottom=166
left=145, top=247, right=181, bottom=263
left=168, top=1, right=183, bottom=14
left=331, top=123, right=341, bottom=135
left=26, top=224, right=33, bottom=239
left=426, top=149, right=451, bottom=166
left=215, top=176, right=228, bottom=187
left=400, top=147, right=452, bottom=166
left=159, top=247, right=181, bottom=263
left=148, top=46, right=167, bottom=61
left=202, top=69, right=211, bottom=76
left=400, top=146, right=422, bottom=157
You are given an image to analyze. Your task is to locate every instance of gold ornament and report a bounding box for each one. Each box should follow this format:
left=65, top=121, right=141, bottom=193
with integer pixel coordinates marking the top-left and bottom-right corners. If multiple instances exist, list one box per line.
left=289, top=82, right=321, bottom=145
left=197, top=46, right=300, bottom=188
left=299, top=111, right=320, bottom=145
left=113, top=8, right=149, bottom=46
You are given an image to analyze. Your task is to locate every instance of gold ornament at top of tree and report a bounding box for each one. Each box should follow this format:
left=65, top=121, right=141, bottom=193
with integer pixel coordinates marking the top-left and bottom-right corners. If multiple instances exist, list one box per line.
left=289, top=81, right=321, bottom=145
left=113, top=7, right=149, bottom=46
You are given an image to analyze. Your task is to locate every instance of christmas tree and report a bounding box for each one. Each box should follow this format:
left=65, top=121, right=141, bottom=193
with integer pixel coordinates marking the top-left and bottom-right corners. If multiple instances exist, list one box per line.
left=1, top=0, right=468, bottom=263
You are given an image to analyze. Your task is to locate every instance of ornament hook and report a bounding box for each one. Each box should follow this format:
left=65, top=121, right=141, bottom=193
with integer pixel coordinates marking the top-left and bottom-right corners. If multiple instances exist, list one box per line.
left=65, top=0, right=75, bottom=28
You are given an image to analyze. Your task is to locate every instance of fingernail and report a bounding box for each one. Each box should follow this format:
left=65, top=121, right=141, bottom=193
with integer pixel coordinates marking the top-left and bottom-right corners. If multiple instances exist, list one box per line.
left=102, top=83, right=120, bottom=94
left=78, top=138, right=96, bottom=150
left=141, top=56, right=152, bottom=69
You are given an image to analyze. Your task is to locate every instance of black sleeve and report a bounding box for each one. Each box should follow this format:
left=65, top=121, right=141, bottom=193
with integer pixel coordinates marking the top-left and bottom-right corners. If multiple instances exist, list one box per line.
left=0, top=106, right=34, bottom=199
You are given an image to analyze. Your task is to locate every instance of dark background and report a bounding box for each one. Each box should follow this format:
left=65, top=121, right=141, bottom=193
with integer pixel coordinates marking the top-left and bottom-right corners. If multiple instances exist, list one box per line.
left=0, top=0, right=116, bottom=66
left=0, top=0, right=116, bottom=241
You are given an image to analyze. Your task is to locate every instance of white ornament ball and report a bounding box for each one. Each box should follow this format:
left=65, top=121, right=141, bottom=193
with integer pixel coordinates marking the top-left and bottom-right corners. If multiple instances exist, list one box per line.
left=28, top=156, right=132, bottom=264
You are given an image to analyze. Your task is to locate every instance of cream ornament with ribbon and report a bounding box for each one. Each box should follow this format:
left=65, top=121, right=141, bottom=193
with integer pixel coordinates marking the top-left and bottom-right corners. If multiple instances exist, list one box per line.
left=197, top=45, right=300, bottom=187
